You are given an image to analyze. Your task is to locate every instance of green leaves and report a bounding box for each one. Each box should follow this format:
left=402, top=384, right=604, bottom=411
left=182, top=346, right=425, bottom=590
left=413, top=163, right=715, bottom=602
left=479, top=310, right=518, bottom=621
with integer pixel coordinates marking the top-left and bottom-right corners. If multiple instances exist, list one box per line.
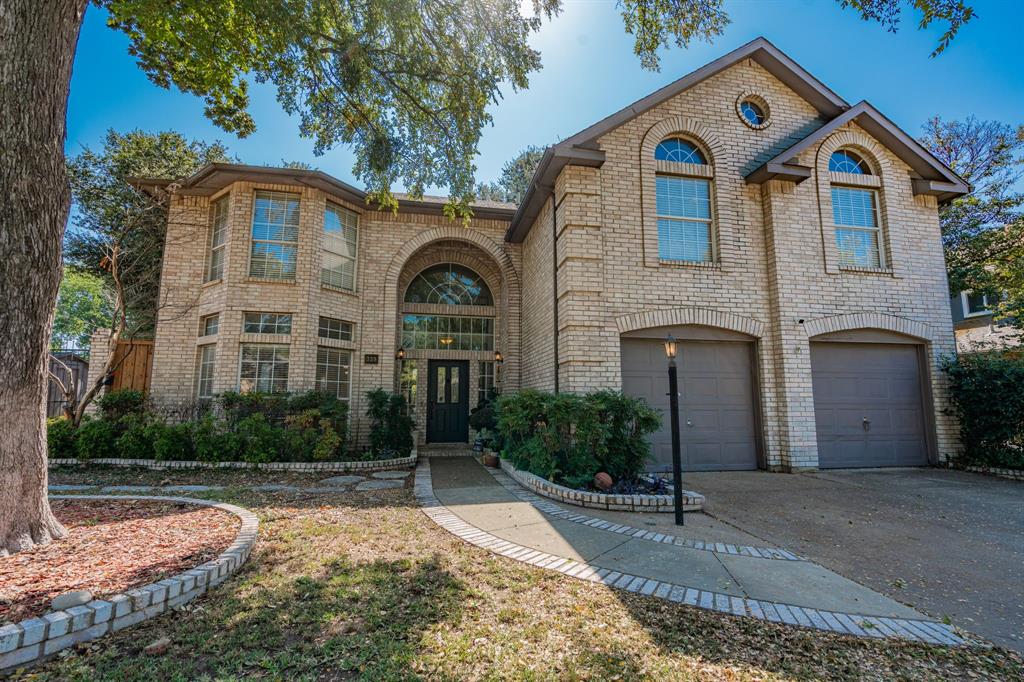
left=942, top=352, right=1024, bottom=469
left=619, top=0, right=730, bottom=71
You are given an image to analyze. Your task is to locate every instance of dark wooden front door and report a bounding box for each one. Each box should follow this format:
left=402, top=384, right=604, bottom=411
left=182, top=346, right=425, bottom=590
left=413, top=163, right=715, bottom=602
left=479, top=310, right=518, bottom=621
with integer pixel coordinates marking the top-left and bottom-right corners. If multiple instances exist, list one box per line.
left=426, top=359, right=470, bottom=443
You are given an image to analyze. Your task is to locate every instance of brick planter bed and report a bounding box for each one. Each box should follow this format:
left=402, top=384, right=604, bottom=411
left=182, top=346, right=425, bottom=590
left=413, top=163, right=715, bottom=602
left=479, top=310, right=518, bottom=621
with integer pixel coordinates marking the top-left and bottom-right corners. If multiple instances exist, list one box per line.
left=498, top=459, right=705, bottom=512
left=947, top=462, right=1024, bottom=481
left=0, top=496, right=259, bottom=675
left=48, top=451, right=417, bottom=473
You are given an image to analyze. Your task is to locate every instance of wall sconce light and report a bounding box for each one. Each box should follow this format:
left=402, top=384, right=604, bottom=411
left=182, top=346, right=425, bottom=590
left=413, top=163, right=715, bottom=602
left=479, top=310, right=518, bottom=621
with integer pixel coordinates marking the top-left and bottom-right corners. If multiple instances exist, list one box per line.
left=396, top=348, right=405, bottom=360
left=494, top=350, right=504, bottom=364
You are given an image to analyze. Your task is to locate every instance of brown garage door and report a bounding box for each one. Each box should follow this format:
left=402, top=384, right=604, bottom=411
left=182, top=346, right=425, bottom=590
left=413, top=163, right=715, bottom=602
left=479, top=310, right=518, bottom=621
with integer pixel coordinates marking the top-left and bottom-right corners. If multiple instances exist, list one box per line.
left=810, top=342, right=929, bottom=469
left=621, top=338, right=759, bottom=472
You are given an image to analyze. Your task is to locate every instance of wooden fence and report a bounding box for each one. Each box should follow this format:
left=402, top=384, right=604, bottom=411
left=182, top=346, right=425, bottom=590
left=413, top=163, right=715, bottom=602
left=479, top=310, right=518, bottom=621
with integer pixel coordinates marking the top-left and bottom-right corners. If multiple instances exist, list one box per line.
left=109, top=339, right=154, bottom=393
left=47, top=351, right=89, bottom=418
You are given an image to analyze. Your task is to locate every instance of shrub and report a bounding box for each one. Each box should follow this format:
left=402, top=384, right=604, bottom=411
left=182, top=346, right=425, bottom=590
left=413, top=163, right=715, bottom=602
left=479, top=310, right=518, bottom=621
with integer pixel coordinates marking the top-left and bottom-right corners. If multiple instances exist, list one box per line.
left=146, top=421, right=193, bottom=461
left=74, top=418, right=118, bottom=460
left=366, top=388, right=415, bottom=457
left=97, top=389, right=148, bottom=422
left=496, top=390, right=660, bottom=488
left=47, top=417, right=77, bottom=459
left=117, top=414, right=155, bottom=459
left=943, top=351, right=1024, bottom=469
left=235, top=413, right=282, bottom=463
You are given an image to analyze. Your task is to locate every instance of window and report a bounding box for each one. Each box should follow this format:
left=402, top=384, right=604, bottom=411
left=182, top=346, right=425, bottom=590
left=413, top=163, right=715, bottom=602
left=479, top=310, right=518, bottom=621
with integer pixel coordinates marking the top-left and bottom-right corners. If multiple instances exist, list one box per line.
left=477, top=361, right=496, bottom=405
left=654, top=138, right=706, bottom=164
left=201, top=314, right=219, bottom=337
left=740, top=100, right=765, bottom=126
left=405, top=263, right=493, bottom=306
left=249, top=191, right=300, bottom=280
left=401, top=315, right=494, bottom=351
left=322, top=202, right=358, bottom=290
left=829, top=150, right=871, bottom=175
left=195, top=345, right=216, bottom=398
left=318, top=316, right=353, bottom=341
left=656, top=175, right=713, bottom=262
left=831, top=186, right=883, bottom=268
left=239, top=344, right=289, bottom=393
left=399, top=360, right=418, bottom=412
left=206, top=198, right=229, bottom=282
left=963, top=291, right=996, bottom=316
left=243, top=312, right=292, bottom=335
left=315, top=347, right=352, bottom=400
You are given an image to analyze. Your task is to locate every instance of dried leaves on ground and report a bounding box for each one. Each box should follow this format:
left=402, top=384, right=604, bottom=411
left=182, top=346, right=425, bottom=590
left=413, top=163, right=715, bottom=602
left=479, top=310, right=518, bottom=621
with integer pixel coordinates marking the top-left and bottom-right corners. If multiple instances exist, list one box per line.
left=0, top=499, right=237, bottom=623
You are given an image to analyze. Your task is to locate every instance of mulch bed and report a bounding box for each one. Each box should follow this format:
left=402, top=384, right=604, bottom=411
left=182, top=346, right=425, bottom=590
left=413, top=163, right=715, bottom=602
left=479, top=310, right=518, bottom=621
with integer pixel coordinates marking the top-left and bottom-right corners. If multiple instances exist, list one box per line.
left=0, top=499, right=239, bottom=624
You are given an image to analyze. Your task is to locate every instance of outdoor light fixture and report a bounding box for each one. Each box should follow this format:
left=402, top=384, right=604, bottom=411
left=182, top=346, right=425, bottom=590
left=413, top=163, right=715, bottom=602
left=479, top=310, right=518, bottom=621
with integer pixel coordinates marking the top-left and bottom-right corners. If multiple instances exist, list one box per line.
left=440, top=337, right=454, bottom=346
left=494, top=350, right=504, bottom=364
left=396, top=348, right=405, bottom=360
left=664, top=334, right=684, bottom=526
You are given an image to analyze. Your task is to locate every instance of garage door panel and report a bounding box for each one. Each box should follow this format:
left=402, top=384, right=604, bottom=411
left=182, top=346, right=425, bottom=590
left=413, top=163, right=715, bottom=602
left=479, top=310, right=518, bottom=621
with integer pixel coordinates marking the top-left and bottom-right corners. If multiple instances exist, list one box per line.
left=811, top=342, right=928, bottom=469
left=622, top=338, right=759, bottom=472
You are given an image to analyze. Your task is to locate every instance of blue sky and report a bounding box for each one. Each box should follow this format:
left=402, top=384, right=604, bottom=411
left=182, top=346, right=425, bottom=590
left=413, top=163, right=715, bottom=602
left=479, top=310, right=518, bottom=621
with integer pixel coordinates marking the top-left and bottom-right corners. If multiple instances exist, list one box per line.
left=67, top=0, right=1023, bottom=192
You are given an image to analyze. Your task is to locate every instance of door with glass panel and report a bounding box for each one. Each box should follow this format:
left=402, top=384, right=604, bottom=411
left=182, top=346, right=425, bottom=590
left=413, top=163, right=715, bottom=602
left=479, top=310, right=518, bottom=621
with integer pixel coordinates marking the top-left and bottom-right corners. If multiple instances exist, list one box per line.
left=426, top=360, right=469, bottom=443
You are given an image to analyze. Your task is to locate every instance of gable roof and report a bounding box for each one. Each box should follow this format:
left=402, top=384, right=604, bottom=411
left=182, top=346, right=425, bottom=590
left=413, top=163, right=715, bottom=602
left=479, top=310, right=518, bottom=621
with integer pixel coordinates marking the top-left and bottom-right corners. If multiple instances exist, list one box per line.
left=745, top=100, right=970, bottom=201
left=506, top=37, right=851, bottom=242
left=129, top=163, right=518, bottom=221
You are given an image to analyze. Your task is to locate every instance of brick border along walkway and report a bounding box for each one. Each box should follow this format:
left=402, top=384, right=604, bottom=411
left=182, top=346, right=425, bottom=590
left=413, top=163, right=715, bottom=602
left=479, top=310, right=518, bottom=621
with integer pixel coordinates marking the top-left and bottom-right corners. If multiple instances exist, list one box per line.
left=415, top=459, right=966, bottom=646
left=48, top=452, right=416, bottom=472
left=0, top=496, right=259, bottom=675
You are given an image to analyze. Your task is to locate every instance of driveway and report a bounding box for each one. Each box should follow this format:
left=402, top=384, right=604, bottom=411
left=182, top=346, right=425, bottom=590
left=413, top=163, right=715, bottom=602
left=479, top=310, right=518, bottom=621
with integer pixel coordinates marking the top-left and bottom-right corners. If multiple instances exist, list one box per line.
left=686, top=468, right=1024, bottom=651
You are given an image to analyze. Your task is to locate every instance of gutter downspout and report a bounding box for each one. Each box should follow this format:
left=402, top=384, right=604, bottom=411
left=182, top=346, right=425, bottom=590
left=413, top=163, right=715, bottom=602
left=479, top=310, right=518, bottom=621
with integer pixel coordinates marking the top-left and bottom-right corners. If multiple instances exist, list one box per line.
left=551, top=192, right=559, bottom=393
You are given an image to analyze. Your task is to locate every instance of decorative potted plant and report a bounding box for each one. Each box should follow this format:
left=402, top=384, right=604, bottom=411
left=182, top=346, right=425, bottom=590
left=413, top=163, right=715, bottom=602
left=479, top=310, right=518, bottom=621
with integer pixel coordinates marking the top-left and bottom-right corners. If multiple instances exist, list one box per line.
left=470, top=393, right=500, bottom=468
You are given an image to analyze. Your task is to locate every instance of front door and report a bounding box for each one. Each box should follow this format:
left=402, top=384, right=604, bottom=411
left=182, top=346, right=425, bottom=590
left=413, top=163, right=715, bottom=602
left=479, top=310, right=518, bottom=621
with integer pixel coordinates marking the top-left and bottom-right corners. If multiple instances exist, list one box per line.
left=426, top=359, right=470, bottom=443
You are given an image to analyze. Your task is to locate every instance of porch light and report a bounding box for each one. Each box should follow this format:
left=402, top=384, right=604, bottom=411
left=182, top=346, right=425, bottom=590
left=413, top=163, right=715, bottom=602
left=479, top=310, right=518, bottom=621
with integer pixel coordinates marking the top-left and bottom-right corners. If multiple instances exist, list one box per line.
left=396, top=348, right=405, bottom=360
left=664, top=334, right=678, bottom=360
left=494, top=350, right=503, bottom=364
left=440, top=336, right=454, bottom=346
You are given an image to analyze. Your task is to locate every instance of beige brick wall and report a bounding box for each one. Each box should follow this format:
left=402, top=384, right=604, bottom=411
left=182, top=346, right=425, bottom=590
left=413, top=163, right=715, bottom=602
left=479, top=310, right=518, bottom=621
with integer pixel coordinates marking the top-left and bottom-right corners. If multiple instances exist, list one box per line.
left=530, top=57, right=959, bottom=469
left=150, top=182, right=520, bottom=449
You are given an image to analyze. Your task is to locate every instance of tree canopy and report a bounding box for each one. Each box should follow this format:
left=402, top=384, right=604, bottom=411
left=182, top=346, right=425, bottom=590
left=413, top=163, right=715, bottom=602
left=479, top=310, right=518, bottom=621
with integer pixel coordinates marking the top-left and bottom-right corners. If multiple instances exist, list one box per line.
left=476, top=145, right=545, bottom=205
left=51, top=267, right=112, bottom=350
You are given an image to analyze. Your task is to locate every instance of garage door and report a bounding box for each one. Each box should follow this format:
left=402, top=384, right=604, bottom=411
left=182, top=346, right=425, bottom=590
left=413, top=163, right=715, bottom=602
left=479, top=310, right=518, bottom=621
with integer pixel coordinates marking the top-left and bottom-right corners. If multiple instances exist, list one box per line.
left=621, top=338, right=759, bottom=472
left=810, top=342, right=929, bottom=468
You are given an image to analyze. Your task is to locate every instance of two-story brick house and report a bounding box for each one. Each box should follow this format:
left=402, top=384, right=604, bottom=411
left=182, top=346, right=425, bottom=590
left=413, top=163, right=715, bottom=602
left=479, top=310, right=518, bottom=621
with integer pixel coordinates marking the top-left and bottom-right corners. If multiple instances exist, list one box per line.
left=131, top=38, right=968, bottom=471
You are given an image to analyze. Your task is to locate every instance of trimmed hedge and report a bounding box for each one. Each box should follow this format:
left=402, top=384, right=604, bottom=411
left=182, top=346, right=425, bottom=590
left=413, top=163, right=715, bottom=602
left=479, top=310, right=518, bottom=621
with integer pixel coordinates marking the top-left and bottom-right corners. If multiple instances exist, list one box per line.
left=943, top=351, right=1024, bottom=469
left=495, top=389, right=661, bottom=489
left=47, top=388, right=411, bottom=464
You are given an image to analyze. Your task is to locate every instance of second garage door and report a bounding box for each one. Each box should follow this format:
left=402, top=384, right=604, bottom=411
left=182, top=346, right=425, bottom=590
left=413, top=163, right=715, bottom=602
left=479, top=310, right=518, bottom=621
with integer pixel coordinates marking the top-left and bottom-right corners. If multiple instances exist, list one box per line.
left=810, top=342, right=929, bottom=469
left=621, top=338, right=759, bottom=472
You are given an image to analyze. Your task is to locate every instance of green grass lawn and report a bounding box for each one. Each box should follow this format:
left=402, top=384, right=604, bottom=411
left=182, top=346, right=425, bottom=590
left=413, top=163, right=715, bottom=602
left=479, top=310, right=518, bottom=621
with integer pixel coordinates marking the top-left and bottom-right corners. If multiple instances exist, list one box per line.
left=24, top=471, right=1024, bottom=681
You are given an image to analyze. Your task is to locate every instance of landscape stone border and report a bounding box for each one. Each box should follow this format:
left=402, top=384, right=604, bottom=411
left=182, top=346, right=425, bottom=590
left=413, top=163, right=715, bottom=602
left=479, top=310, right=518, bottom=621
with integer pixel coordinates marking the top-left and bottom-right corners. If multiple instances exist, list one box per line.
left=485, top=466, right=802, bottom=561
left=416, top=459, right=966, bottom=646
left=0, top=495, right=259, bottom=675
left=948, top=462, right=1023, bottom=481
left=499, top=459, right=705, bottom=512
left=48, top=451, right=417, bottom=473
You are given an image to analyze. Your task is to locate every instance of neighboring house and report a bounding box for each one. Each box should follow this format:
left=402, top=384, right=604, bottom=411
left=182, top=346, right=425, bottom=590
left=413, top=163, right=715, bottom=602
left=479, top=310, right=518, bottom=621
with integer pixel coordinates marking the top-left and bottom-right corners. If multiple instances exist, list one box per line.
left=950, top=292, right=1021, bottom=352
left=128, top=37, right=970, bottom=472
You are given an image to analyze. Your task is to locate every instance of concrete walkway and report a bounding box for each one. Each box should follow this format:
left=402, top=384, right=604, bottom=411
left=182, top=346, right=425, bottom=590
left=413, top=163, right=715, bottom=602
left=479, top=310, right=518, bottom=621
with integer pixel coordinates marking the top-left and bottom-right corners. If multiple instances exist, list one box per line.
left=419, top=457, right=967, bottom=645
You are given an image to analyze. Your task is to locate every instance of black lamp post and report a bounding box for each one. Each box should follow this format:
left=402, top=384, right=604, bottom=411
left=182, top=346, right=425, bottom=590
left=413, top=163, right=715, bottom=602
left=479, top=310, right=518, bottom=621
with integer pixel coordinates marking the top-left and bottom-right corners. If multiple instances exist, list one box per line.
left=664, top=334, right=685, bottom=526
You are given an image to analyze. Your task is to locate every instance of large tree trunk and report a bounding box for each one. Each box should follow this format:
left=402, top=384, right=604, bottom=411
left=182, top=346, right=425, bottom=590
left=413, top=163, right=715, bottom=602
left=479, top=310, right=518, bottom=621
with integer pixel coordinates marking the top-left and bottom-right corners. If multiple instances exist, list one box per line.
left=0, top=0, right=88, bottom=555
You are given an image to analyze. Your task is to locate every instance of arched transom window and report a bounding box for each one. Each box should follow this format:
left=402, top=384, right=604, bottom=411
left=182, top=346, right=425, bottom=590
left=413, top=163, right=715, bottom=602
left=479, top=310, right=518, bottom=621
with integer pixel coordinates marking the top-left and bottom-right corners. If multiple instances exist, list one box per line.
left=654, top=138, right=714, bottom=263
left=404, top=263, right=493, bottom=306
left=829, top=149, right=871, bottom=175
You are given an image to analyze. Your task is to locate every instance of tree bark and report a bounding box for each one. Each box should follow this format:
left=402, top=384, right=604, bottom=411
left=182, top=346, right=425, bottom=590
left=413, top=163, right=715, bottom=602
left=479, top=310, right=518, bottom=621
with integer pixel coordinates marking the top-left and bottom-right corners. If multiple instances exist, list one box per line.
left=0, top=0, right=88, bottom=555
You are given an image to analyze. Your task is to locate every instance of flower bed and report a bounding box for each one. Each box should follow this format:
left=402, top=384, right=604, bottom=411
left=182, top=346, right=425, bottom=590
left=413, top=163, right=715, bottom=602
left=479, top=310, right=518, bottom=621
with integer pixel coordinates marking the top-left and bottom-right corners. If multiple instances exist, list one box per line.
left=0, top=495, right=258, bottom=675
left=47, top=452, right=417, bottom=472
left=500, top=459, right=704, bottom=513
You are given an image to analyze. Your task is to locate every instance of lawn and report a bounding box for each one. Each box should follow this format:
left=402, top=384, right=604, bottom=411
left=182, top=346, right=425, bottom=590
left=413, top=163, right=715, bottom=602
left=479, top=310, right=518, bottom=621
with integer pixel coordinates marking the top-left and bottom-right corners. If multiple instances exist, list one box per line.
left=22, top=469, right=1024, bottom=681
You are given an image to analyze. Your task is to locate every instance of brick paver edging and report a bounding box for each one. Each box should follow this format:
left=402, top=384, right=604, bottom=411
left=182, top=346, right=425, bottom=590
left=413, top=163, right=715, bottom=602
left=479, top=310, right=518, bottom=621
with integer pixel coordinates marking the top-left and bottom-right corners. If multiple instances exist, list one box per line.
left=947, top=463, right=1023, bottom=481
left=415, top=459, right=966, bottom=646
left=484, top=466, right=803, bottom=561
left=48, top=452, right=417, bottom=473
left=0, top=495, right=259, bottom=675
left=499, top=459, right=705, bottom=513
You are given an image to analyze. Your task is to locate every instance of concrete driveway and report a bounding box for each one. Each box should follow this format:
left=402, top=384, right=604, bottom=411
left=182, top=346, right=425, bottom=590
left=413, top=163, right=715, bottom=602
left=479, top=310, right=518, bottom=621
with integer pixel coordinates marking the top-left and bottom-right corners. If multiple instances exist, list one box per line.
left=686, top=467, right=1024, bottom=651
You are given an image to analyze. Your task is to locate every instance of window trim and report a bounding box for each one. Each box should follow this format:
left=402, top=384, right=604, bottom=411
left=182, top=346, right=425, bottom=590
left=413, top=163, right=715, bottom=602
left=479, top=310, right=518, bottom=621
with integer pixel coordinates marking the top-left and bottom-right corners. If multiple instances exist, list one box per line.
left=195, top=343, right=217, bottom=399
left=205, top=197, right=229, bottom=283
left=314, top=346, right=353, bottom=401
left=321, top=201, right=360, bottom=292
left=961, top=291, right=994, bottom=318
left=242, top=312, right=293, bottom=335
left=830, top=184, right=886, bottom=270
left=200, top=313, right=220, bottom=337
left=318, top=315, right=354, bottom=342
left=247, top=190, right=301, bottom=282
left=654, top=170, right=717, bottom=264
left=237, top=343, right=291, bottom=394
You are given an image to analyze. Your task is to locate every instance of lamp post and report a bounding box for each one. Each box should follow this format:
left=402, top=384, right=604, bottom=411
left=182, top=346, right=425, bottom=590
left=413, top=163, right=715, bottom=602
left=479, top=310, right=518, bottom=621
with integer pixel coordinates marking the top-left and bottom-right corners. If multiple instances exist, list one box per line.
left=664, top=334, right=684, bottom=526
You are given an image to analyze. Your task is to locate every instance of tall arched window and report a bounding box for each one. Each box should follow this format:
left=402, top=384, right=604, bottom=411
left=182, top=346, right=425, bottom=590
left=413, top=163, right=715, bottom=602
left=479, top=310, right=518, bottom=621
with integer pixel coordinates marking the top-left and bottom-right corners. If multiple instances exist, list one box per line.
left=829, top=149, right=884, bottom=268
left=654, top=138, right=713, bottom=263
left=404, top=263, right=493, bottom=306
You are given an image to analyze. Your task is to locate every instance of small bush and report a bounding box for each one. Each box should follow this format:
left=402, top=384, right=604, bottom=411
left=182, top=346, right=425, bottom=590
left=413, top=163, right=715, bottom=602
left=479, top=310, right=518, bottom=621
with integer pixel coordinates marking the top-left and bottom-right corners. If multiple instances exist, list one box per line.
left=366, top=389, right=415, bottom=457
left=117, top=414, right=154, bottom=459
left=191, top=414, right=240, bottom=462
left=496, top=389, right=661, bottom=487
left=97, top=389, right=148, bottom=422
left=75, top=418, right=118, bottom=461
left=943, top=351, right=1024, bottom=469
left=47, top=417, right=77, bottom=459
left=235, top=413, right=282, bottom=463
left=148, top=421, right=193, bottom=461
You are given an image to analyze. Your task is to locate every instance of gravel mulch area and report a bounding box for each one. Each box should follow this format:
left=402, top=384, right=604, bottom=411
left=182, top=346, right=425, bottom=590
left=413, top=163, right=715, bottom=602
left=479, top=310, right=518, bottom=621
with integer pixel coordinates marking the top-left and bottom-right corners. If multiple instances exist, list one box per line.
left=0, top=499, right=238, bottom=624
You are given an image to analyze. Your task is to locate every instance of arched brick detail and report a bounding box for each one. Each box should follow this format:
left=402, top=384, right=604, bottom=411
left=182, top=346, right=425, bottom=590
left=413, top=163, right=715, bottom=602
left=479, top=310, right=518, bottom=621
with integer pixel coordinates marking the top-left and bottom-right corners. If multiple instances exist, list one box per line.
left=802, top=312, right=935, bottom=342
left=639, top=117, right=725, bottom=268
left=397, top=241, right=504, bottom=304
left=615, top=307, right=765, bottom=339
left=812, top=126, right=906, bottom=276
